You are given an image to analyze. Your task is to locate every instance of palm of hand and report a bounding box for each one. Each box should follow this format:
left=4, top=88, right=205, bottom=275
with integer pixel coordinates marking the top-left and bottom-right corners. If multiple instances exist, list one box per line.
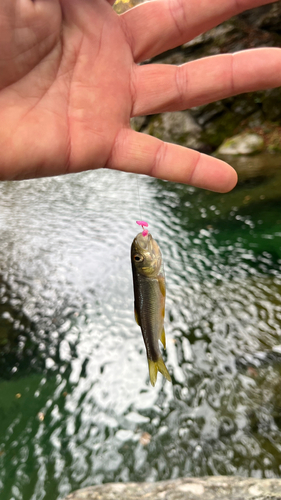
left=0, top=0, right=280, bottom=191
left=0, top=0, right=133, bottom=179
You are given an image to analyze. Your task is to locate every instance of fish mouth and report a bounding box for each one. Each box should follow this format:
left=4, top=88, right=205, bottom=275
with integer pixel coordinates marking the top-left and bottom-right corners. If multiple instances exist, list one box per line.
left=134, top=233, right=162, bottom=273
left=135, top=232, right=156, bottom=254
left=136, top=232, right=150, bottom=246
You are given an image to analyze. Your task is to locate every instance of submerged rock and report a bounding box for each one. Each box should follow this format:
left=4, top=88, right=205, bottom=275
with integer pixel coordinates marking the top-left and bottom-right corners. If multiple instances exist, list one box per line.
left=216, top=133, right=265, bottom=155
left=219, top=152, right=281, bottom=186
left=64, top=477, right=281, bottom=500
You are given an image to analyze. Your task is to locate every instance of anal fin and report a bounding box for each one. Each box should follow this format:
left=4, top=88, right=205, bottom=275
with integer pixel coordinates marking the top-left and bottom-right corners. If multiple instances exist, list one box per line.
left=160, top=328, right=166, bottom=349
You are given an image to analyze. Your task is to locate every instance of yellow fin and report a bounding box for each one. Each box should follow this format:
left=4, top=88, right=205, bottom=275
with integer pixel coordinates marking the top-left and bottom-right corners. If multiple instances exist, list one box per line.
left=159, top=277, right=166, bottom=297
left=148, top=357, right=171, bottom=386
left=160, top=328, right=166, bottom=349
left=134, top=307, right=140, bottom=326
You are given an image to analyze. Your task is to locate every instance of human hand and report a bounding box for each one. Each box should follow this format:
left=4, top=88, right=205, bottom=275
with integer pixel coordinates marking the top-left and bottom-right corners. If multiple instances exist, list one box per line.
left=0, top=0, right=280, bottom=191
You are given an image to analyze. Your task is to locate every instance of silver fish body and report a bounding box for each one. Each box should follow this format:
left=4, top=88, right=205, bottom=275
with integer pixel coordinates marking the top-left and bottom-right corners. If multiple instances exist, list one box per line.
left=131, top=231, right=171, bottom=386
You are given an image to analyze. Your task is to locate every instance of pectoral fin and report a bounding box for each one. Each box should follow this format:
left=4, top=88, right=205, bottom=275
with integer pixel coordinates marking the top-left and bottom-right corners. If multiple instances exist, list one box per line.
left=134, top=306, right=140, bottom=326
left=158, top=277, right=166, bottom=297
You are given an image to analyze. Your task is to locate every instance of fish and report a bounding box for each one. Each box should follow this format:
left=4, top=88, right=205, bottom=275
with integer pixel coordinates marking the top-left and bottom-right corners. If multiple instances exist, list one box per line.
left=131, top=230, right=171, bottom=386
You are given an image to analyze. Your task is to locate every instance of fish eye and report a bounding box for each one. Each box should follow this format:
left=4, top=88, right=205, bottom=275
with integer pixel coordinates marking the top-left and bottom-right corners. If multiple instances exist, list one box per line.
left=134, top=254, right=143, bottom=262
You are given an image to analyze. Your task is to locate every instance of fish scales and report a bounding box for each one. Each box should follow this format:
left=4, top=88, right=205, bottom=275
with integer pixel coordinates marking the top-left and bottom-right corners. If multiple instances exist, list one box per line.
left=135, top=275, right=162, bottom=362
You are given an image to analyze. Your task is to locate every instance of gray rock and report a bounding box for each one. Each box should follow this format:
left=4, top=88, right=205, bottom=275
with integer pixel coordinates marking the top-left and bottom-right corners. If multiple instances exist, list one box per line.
left=254, top=2, right=281, bottom=31
left=216, top=133, right=264, bottom=155
left=64, top=476, right=281, bottom=500
left=182, top=23, right=235, bottom=50
left=144, top=111, right=204, bottom=150
left=130, top=116, right=147, bottom=132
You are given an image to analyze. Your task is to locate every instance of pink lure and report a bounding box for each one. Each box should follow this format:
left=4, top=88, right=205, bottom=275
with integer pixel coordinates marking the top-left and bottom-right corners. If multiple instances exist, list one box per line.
left=136, top=220, right=149, bottom=237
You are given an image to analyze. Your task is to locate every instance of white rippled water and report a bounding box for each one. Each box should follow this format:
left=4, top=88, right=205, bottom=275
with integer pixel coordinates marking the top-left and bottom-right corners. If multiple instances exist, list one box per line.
left=0, top=165, right=281, bottom=500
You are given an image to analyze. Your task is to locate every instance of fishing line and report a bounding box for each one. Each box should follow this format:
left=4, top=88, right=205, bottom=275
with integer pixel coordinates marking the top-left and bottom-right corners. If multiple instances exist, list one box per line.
left=136, top=175, right=143, bottom=222
left=136, top=175, right=149, bottom=235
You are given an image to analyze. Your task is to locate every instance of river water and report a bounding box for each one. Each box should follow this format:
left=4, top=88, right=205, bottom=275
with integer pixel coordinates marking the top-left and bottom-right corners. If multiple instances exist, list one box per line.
left=0, top=156, right=281, bottom=500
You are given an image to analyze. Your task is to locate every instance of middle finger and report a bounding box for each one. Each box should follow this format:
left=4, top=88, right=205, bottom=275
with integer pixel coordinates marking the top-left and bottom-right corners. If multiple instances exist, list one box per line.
left=132, top=48, right=281, bottom=116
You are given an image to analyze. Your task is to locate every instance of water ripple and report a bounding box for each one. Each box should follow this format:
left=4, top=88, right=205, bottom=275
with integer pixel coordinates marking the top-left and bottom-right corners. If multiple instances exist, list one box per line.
left=0, top=168, right=281, bottom=499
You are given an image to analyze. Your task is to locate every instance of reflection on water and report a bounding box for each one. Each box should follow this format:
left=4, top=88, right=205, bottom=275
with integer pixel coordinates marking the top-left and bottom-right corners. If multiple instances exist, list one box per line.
left=0, top=159, right=281, bottom=500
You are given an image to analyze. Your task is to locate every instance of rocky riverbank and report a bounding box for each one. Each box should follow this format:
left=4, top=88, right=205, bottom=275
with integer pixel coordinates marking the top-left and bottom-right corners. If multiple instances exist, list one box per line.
left=64, top=476, right=281, bottom=500
left=119, top=1, right=281, bottom=155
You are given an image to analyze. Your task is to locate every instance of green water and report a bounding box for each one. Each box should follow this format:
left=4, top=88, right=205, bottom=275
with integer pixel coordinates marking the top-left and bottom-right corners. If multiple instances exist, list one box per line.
left=1, top=156, right=281, bottom=499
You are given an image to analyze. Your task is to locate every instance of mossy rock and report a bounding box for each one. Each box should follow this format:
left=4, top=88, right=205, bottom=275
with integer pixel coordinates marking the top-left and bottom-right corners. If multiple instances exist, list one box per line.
left=201, top=109, right=242, bottom=148
left=216, top=133, right=265, bottom=155
left=267, top=128, right=281, bottom=152
left=145, top=111, right=204, bottom=150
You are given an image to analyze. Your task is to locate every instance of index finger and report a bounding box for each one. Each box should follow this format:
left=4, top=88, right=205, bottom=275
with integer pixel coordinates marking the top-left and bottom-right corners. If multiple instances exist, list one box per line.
left=121, top=0, right=278, bottom=62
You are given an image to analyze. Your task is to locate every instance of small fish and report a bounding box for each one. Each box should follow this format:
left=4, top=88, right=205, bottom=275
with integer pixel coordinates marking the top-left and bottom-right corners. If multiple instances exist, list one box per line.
left=131, top=229, right=171, bottom=386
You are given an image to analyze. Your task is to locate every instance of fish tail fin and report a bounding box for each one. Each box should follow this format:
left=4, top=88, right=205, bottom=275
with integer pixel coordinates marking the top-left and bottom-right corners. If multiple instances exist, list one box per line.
left=148, top=357, right=171, bottom=386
